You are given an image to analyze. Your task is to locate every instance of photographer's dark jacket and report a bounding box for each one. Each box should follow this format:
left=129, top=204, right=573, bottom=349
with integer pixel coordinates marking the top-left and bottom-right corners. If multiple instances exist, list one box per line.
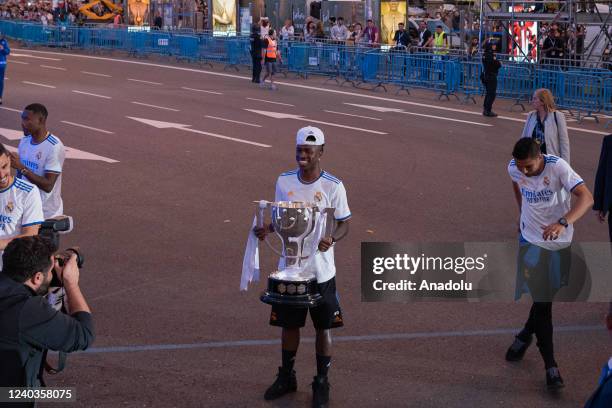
left=0, top=273, right=95, bottom=388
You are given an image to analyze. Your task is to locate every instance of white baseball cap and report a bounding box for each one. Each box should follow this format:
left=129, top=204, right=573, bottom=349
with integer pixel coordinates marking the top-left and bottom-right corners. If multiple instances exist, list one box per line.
left=296, top=126, right=325, bottom=146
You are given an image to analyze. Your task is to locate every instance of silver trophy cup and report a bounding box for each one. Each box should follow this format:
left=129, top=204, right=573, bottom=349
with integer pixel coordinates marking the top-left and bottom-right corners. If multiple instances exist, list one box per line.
left=256, top=200, right=335, bottom=308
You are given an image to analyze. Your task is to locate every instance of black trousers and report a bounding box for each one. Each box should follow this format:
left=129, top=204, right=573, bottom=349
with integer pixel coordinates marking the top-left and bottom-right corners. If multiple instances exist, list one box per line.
left=518, top=302, right=556, bottom=369
left=483, top=75, right=497, bottom=113
left=252, top=55, right=262, bottom=82
left=608, top=211, right=612, bottom=242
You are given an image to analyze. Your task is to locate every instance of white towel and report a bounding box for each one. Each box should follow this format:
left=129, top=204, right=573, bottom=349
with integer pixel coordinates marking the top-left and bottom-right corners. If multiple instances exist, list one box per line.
left=240, top=216, right=260, bottom=291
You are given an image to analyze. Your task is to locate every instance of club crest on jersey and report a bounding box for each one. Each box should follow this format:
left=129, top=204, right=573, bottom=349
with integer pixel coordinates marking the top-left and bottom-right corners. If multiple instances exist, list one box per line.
left=5, top=202, right=13, bottom=213
left=36, top=152, right=42, bottom=161
left=287, top=191, right=294, bottom=197
left=543, top=176, right=550, bottom=186
left=314, top=191, right=322, bottom=202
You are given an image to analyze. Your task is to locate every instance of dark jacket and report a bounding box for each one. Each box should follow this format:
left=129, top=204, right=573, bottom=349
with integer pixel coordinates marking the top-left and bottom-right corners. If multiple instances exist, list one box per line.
left=418, top=29, right=432, bottom=48
left=250, top=30, right=263, bottom=59
left=594, top=135, right=612, bottom=213
left=0, top=273, right=95, bottom=388
left=584, top=364, right=612, bottom=408
left=482, top=46, right=501, bottom=77
left=393, top=30, right=410, bottom=47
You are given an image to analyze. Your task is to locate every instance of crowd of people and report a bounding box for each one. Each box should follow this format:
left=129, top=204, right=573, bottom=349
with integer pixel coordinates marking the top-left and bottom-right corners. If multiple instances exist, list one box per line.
left=0, top=0, right=82, bottom=25
left=0, top=0, right=608, bottom=68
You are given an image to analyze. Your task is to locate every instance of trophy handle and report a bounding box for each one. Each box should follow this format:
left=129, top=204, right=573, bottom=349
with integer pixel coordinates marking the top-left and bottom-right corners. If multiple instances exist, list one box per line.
left=264, top=236, right=284, bottom=257
left=256, top=200, right=285, bottom=257
left=323, top=208, right=336, bottom=239
left=256, top=200, right=267, bottom=229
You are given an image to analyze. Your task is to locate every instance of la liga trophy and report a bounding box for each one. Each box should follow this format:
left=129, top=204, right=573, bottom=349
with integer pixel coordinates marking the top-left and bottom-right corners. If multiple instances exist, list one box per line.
left=255, top=200, right=335, bottom=308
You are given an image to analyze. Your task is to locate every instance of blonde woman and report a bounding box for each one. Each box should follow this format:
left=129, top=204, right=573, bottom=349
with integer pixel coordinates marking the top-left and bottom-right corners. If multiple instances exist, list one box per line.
left=521, top=88, right=570, bottom=163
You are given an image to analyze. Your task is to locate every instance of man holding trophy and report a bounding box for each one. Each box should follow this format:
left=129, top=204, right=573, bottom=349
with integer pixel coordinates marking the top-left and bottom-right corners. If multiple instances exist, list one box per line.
left=253, top=126, right=350, bottom=408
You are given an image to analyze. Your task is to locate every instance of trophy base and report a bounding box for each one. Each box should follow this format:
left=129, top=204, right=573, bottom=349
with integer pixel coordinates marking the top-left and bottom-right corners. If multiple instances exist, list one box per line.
left=260, top=276, right=323, bottom=308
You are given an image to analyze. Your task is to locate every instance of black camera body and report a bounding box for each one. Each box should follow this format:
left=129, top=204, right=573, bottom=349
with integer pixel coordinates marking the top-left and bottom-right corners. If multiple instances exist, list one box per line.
left=39, top=216, right=84, bottom=287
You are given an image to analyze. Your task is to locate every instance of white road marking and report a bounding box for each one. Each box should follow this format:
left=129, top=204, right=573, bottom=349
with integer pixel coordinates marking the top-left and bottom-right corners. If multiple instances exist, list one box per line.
left=246, top=97, right=295, bottom=107
left=128, top=78, right=163, bottom=86
left=127, top=116, right=271, bottom=148
left=40, top=64, right=67, bottom=71
left=22, top=81, right=56, bottom=89
left=323, top=110, right=382, bottom=121
left=60, top=120, right=115, bottom=134
left=10, top=53, right=61, bottom=61
left=131, top=101, right=179, bottom=112
left=0, top=106, right=21, bottom=113
left=11, top=60, right=29, bottom=65
left=245, top=109, right=387, bottom=135
left=63, top=146, right=119, bottom=163
left=205, top=115, right=261, bottom=127
left=72, top=90, right=112, bottom=99
left=345, top=104, right=492, bottom=127
left=181, top=86, right=223, bottom=95
left=0, top=127, right=118, bottom=162
left=0, top=128, right=23, bottom=140
left=81, top=71, right=112, bottom=78
left=12, top=48, right=609, bottom=135
left=84, top=325, right=602, bottom=354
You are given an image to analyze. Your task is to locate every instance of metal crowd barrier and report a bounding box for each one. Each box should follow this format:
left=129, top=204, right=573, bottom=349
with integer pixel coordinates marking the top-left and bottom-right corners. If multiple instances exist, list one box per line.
left=384, top=53, right=460, bottom=98
left=497, top=65, right=532, bottom=111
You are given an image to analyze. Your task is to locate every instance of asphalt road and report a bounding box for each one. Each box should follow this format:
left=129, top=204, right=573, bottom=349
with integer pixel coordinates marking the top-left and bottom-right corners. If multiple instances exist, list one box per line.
left=0, top=47, right=610, bottom=408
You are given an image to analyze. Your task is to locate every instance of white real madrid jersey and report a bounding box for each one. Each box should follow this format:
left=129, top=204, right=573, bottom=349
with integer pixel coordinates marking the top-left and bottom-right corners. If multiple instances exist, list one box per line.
left=275, top=169, right=351, bottom=283
left=0, top=177, right=44, bottom=238
left=508, top=155, right=584, bottom=251
left=18, top=133, right=65, bottom=218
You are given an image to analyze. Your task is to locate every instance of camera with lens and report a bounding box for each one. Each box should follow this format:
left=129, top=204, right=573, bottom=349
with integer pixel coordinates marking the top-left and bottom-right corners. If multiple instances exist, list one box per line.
left=38, top=216, right=84, bottom=287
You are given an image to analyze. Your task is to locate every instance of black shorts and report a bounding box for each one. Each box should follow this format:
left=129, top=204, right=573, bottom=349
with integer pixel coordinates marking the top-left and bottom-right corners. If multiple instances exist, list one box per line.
left=269, top=277, right=343, bottom=330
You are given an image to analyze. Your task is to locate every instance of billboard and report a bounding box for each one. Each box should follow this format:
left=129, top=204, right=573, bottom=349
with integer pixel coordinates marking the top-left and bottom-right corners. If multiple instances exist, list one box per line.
left=507, top=6, right=537, bottom=62
left=128, top=0, right=150, bottom=26
left=213, top=0, right=237, bottom=34
left=380, top=0, right=406, bottom=45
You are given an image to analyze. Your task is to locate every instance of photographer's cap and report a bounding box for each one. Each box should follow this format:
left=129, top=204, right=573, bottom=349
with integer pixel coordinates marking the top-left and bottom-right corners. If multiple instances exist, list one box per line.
left=296, top=126, right=325, bottom=146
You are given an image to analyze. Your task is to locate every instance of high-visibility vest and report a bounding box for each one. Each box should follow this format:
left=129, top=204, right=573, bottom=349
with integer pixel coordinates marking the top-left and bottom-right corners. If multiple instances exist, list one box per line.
left=265, top=39, right=277, bottom=59
left=434, top=31, right=448, bottom=55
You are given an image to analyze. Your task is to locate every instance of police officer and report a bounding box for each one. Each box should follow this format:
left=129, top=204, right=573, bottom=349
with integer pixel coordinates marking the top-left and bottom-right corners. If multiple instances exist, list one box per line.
left=482, top=40, right=501, bottom=117
left=250, top=23, right=263, bottom=84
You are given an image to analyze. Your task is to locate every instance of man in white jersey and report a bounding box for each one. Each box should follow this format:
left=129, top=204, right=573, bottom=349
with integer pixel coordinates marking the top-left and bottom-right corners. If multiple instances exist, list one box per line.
left=10, top=103, right=65, bottom=219
left=0, top=143, right=44, bottom=254
left=254, top=126, right=350, bottom=408
left=505, top=138, right=593, bottom=390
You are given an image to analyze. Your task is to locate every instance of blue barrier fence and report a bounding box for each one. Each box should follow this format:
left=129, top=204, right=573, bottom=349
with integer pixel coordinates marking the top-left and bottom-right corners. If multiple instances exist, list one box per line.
left=2, top=20, right=611, bottom=122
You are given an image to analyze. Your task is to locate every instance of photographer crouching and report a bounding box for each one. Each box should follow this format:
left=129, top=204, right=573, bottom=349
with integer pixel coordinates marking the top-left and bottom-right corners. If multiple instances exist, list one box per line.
left=0, top=236, right=94, bottom=397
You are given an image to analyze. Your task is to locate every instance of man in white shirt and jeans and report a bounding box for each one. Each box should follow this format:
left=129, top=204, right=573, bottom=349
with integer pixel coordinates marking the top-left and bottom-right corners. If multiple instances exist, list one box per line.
left=505, top=138, right=593, bottom=390
left=254, top=126, right=350, bottom=408
left=11, top=103, right=65, bottom=219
